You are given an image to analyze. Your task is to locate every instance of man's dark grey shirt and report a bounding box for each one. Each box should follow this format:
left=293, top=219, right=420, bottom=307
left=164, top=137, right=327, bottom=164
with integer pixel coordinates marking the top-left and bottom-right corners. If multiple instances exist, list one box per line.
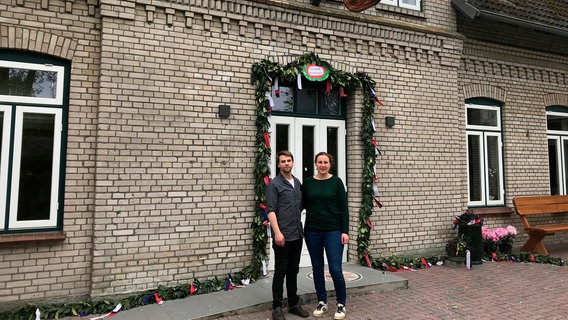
left=265, top=174, right=304, bottom=241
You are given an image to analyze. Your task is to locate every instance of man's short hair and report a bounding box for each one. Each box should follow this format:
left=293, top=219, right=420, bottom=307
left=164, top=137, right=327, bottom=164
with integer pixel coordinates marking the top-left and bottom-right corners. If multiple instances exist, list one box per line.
left=277, top=150, right=294, bottom=161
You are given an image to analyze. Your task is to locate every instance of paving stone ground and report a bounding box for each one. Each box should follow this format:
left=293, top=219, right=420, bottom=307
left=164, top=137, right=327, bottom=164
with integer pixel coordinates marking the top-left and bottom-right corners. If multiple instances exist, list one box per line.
left=219, top=246, right=568, bottom=320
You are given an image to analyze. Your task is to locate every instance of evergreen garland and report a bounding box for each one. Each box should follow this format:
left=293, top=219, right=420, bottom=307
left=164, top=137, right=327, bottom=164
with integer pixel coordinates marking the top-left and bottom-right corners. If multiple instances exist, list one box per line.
left=250, top=52, right=379, bottom=270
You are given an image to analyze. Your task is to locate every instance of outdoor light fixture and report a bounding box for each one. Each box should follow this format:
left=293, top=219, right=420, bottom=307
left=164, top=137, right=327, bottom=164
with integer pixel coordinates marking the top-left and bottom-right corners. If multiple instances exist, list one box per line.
left=385, top=116, right=395, bottom=128
left=218, top=104, right=231, bottom=118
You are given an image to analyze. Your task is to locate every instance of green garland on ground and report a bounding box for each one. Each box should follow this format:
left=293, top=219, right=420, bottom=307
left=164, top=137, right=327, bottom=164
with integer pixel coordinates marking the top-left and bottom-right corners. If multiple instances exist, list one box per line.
left=0, top=277, right=227, bottom=320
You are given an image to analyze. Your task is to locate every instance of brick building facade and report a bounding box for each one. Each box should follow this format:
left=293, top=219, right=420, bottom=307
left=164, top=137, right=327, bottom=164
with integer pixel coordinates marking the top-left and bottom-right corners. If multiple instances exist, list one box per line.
left=0, top=0, right=566, bottom=305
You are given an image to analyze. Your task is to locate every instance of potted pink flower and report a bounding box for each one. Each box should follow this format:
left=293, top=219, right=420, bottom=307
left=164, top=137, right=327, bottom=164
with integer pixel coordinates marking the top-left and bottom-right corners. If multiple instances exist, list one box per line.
left=482, top=225, right=517, bottom=255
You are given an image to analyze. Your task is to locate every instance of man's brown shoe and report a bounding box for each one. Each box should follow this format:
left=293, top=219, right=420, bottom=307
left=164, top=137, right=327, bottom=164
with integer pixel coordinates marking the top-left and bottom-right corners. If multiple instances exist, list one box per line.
left=289, top=304, right=309, bottom=318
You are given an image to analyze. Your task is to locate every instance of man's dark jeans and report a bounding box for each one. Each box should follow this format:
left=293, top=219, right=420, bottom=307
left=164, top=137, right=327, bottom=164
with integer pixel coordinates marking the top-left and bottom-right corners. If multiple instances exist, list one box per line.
left=272, top=238, right=303, bottom=309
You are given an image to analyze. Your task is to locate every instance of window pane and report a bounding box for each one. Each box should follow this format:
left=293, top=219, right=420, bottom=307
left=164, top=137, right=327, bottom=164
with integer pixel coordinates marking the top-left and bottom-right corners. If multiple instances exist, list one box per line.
left=297, top=89, right=317, bottom=114
left=468, top=135, right=482, bottom=202
left=16, top=113, right=55, bottom=221
left=321, top=91, right=341, bottom=116
left=467, top=108, right=498, bottom=127
left=0, top=111, right=3, bottom=155
left=0, top=67, right=57, bottom=99
left=563, top=140, right=568, bottom=196
left=272, top=86, right=294, bottom=112
left=547, top=114, right=568, bottom=131
left=486, top=136, right=501, bottom=201
left=327, top=127, right=338, bottom=175
left=549, top=139, right=560, bottom=195
left=275, top=124, right=289, bottom=176
left=302, top=125, right=314, bottom=179
left=401, top=0, right=417, bottom=5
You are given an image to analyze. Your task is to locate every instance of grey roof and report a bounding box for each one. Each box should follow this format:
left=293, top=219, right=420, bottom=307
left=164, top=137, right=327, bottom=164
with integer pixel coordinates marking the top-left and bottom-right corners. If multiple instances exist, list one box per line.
left=452, top=0, right=568, bottom=37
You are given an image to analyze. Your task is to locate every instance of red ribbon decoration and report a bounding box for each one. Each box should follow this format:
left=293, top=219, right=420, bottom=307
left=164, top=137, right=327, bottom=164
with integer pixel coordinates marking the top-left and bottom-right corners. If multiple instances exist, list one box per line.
left=263, top=131, right=270, bottom=148
left=259, top=203, right=268, bottom=220
left=382, top=262, right=398, bottom=272
left=399, top=265, right=416, bottom=271
left=531, top=254, right=536, bottom=262
left=364, top=251, right=372, bottom=267
left=339, top=86, right=347, bottom=97
left=190, top=284, right=197, bottom=295
left=421, top=258, right=430, bottom=269
left=154, top=292, right=163, bottom=305
left=264, top=176, right=270, bottom=186
left=373, top=197, right=383, bottom=208
left=326, top=79, right=331, bottom=93
left=366, top=219, right=374, bottom=229
left=374, top=96, right=385, bottom=106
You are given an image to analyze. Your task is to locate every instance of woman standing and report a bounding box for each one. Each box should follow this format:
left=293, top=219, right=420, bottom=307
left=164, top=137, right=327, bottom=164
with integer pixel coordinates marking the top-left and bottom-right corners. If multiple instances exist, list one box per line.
left=302, top=152, right=349, bottom=320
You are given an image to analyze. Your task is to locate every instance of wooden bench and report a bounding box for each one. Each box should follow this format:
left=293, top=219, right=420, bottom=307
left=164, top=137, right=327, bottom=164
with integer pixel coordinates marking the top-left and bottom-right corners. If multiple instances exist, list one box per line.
left=512, top=195, right=568, bottom=255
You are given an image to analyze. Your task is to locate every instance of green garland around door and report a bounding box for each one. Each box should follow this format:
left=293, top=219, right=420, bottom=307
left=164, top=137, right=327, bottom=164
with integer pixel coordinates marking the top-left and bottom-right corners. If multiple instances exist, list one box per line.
left=250, top=52, right=384, bottom=272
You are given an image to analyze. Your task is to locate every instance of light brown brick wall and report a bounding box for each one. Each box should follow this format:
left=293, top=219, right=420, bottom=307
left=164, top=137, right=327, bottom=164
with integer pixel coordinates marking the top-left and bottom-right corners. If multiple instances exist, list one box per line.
left=0, top=0, right=99, bottom=305
left=89, top=0, right=464, bottom=296
left=1, top=0, right=566, bottom=305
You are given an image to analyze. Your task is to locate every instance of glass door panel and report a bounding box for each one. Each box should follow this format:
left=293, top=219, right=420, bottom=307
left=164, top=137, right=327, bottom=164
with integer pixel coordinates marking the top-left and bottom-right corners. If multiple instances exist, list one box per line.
left=467, top=133, right=483, bottom=204
left=10, top=107, right=61, bottom=229
left=562, top=137, right=568, bottom=195
left=0, top=105, right=11, bottom=230
left=548, top=137, right=561, bottom=195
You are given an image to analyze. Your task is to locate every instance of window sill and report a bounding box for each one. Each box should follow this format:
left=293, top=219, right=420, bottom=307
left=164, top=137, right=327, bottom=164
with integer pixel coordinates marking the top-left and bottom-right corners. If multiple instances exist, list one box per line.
left=376, top=4, right=426, bottom=19
left=0, top=231, right=66, bottom=245
left=467, top=207, right=514, bottom=216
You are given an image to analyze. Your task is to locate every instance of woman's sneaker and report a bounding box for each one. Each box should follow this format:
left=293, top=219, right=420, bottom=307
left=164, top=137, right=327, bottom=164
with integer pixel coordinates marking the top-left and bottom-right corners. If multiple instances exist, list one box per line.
left=334, top=303, right=346, bottom=320
left=313, top=301, right=328, bottom=317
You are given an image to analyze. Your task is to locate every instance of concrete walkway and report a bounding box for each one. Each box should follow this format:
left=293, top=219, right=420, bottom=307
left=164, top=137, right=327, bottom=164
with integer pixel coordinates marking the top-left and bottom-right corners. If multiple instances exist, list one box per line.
left=110, top=263, right=407, bottom=320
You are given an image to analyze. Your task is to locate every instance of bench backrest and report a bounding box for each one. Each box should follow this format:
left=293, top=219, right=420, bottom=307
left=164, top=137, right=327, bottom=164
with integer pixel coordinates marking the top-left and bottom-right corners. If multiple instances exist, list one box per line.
left=513, top=195, right=568, bottom=215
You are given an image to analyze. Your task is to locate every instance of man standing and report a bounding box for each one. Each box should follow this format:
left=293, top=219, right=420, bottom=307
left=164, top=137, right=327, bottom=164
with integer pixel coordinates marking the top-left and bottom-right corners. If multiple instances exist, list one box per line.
left=265, top=150, right=309, bottom=320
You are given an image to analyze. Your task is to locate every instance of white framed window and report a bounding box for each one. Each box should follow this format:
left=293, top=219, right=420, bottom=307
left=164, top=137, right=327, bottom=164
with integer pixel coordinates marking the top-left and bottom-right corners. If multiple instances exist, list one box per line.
left=0, top=52, right=68, bottom=233
left=0, top=60, right=65, bottom=105
left=546, top=108, right=568, bottom=195
left=380, top=0, right=421, bottom=11
left=466, top=102, right=504, bottom=206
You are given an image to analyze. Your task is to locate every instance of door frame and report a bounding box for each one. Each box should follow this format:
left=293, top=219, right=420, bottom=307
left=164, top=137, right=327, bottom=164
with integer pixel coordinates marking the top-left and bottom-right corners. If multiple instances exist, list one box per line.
left=268, top=115, right=347, bottom=270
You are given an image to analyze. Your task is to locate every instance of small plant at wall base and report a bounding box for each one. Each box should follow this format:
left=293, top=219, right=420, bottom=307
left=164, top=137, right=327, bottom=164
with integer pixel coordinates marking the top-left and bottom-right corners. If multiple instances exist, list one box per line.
left=446, top=234, right=469, bottom=258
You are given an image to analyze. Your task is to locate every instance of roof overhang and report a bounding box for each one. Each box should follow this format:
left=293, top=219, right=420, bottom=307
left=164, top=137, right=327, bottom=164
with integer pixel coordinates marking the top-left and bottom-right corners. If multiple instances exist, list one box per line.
left=452, top=0, right=568, bottom=38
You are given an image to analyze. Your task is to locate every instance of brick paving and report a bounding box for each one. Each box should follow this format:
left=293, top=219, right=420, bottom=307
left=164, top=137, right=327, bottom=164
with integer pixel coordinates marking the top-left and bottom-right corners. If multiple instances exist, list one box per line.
left=219, top=246, right=568, bottom=320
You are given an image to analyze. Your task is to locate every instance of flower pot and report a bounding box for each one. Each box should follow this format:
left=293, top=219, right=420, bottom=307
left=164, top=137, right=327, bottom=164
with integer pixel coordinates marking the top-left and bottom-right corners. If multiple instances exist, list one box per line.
left=458, top=224, right=483, bottom=265
left=445, top=256, right=466, bottom=267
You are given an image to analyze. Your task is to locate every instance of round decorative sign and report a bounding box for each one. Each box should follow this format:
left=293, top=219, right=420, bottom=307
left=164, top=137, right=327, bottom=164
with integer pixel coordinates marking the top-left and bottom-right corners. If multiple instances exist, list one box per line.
left=307, top=271, right=362, bottom=283
left=302, top=63, right=329, bottom=81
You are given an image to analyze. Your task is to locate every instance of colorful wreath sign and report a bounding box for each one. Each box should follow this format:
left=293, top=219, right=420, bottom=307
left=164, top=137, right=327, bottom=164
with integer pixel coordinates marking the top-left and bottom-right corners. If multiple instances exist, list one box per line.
left=302, top=63, right=329, bottom=81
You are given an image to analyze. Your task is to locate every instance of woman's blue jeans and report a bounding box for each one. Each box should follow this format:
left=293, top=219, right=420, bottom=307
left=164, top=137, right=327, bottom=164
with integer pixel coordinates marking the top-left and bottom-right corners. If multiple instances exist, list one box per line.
left=304, top=230, right=346, bottom=305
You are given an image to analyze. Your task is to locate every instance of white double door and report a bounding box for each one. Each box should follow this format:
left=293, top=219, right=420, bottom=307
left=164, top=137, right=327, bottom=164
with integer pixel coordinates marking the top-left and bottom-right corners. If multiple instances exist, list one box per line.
left=268, top=116, right=347, bottom=270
